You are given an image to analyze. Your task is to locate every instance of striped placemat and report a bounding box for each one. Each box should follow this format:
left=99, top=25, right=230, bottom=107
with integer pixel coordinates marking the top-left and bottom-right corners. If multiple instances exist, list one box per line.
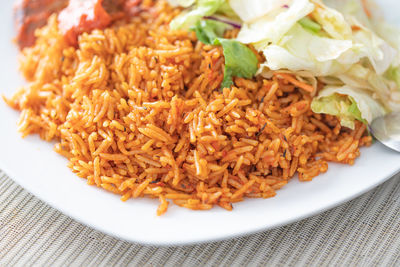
left=0, top=170, right=399, bottom=266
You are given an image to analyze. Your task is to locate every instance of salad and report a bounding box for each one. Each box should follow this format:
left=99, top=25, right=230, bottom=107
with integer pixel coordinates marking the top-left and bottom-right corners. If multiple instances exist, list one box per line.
left=167, top=0, right=400, bottom=130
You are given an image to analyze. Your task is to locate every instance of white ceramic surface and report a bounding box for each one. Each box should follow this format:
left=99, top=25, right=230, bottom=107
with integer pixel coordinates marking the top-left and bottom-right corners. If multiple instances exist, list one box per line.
left=1, top=0, right=400, bottom=246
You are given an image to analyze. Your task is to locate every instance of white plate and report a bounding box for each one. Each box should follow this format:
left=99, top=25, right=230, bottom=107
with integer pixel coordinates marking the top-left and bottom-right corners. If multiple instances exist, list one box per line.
left=1, top=1, right=400, bottom=246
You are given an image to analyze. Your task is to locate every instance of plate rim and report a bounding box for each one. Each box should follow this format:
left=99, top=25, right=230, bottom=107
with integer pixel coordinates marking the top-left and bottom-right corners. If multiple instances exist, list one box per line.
left=1, top=151, right=399, bottom=246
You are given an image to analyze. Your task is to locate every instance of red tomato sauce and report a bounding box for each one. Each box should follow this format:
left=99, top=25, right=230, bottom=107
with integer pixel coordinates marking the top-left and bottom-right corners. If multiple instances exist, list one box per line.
left=14, top=0, right=68, bottom=48
left=58, top=0, right=112, bottom=46
left=15, top=0, right=143, bottom=49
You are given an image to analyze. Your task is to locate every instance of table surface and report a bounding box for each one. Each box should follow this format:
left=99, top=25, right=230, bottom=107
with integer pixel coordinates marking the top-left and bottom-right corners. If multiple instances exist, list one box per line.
left=1, top=170, right=400, bottom=267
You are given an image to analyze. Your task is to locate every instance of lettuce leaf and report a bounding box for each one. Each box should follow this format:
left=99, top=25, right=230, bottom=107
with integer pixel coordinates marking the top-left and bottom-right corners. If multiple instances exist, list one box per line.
left=215, top=1, right=241, bottom=21
left=215, top=38, right=259, bottom=89
left=234, top=0, right=315, bottom=45
left=169, top=0, right=239, bottom=30
left=322, top=0, right=377, bottom=27
left=311, top=0, right=352, bottom=40
left=322, top=0, right=398, bottom=73
left=259, top=23, right=358, bottom=76
left=229, top=0, right=291, bottom=23
left=384, top=66, right=400, bottom=89
left=298, top=17, right=322, bottom=35
left=166, top=0, right=196, bottom=8
left=191, top=20, right=258, bottom=89
left=311, top=93, right=360, bottom=129
left=311, top=85, right=386, bottom=129
left=192, top=19, right=230, bottom=45
left=170, top=0, right=226, bottom=30
left=337, top=64, right=400, bottom=111
left=348, top=17, right=397, bottom=75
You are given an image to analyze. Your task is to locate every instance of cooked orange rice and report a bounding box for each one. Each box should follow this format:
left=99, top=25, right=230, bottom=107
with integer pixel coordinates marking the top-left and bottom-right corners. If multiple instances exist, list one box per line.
left=4, top=0, right=371, bottom=215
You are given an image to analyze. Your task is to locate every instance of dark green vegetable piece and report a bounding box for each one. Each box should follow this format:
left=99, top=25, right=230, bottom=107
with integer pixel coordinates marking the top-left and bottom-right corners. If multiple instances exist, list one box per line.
left=193, top=19, right=228, bottom=45
left=192, top=19, right=258, bottom=90
left=348, top=97, right=367, bottom=124
left=298, top=17, right=321, bottom=35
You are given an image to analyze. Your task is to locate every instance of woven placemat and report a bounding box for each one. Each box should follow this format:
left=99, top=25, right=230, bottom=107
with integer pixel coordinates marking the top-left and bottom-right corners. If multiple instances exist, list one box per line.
left=0, top=170, right=399, bottom=267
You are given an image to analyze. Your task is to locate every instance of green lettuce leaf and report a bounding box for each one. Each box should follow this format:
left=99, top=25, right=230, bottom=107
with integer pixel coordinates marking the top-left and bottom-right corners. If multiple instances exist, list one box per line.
left=215, top=1, right=241, bottom=21
left=192, top=19, right=230, bottom=45
left=167, top=0, right=196, bottom=8
left=312, top=0, right=352, bottom=40
left=169, top=0, right=227, bottom=30
left=214, top=38, right=259, bottom=89
left=192, top=19, right=258, bottom=89
left=311, top=93, right=359, bottom=129
left=384, top=66, right=400, bottom=88
left=311, top=85, right=386, bottom=129
left=298, top=17, right=322, bottom=35
left=347, top=97, right=366, bottom=124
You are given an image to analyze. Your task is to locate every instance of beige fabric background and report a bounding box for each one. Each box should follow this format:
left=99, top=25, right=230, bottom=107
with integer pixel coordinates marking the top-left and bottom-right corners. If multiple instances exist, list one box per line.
left=0, top=169, right=400, bottom=267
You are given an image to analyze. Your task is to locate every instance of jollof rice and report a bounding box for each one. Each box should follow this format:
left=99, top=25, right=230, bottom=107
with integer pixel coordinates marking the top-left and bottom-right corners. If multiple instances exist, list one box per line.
left=4, top=0, right=371, bottom=215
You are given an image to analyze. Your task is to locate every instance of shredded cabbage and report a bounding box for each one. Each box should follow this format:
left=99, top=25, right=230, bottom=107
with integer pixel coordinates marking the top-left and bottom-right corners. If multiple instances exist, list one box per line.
left=169, top=0, right=226, bottom=30
left=259, top=23, right=358, bottom=76
left=168, top=0, right=400, bottom=127
left=385, top=66, right=400, bottom=89
left=234, top=0, right=400, bottom=123
left=298, top=17, right=322, bottom=35
left=234, top=0, right=314, bottom=45
left=311, top=85, right=386, bottom=129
